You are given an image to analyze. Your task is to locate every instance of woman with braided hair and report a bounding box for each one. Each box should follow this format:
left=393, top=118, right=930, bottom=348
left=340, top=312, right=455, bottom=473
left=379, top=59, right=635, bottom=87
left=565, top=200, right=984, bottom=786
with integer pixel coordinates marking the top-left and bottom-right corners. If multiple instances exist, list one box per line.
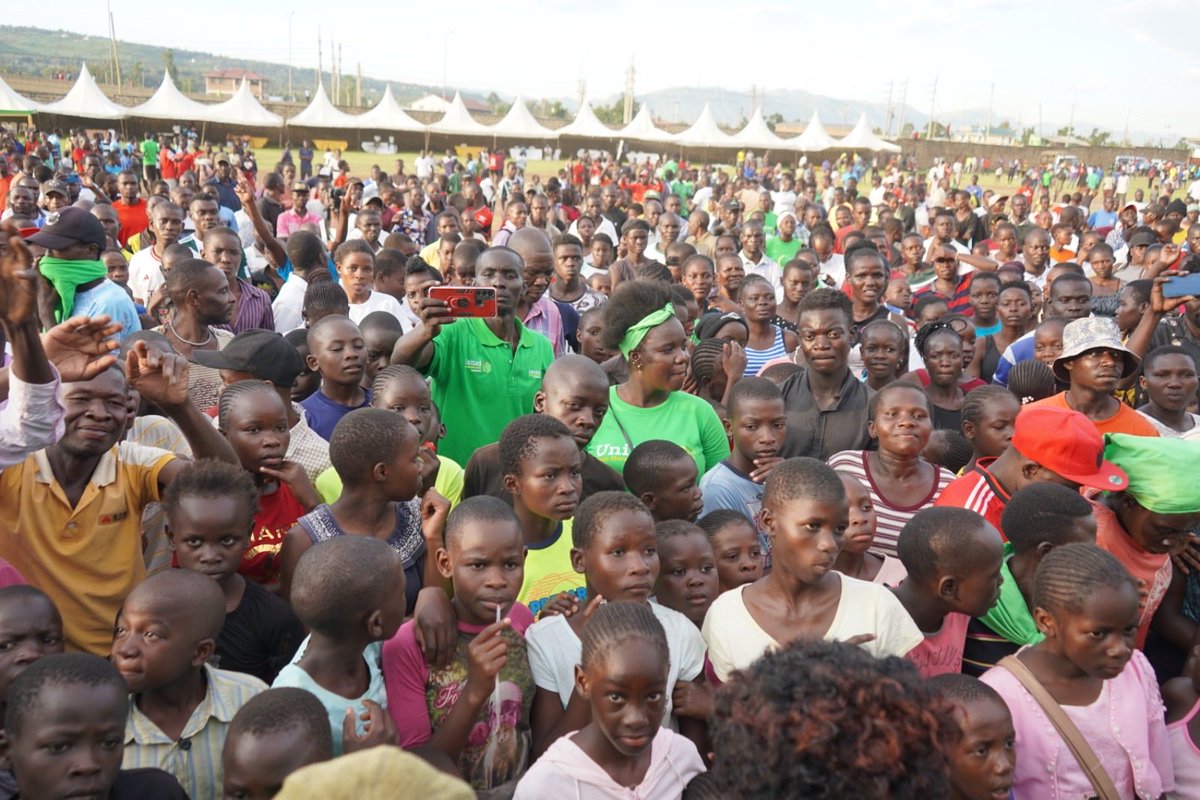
left=900, top=319, right=987, bottom=432
left=982, top=543, right=1175, bottom=799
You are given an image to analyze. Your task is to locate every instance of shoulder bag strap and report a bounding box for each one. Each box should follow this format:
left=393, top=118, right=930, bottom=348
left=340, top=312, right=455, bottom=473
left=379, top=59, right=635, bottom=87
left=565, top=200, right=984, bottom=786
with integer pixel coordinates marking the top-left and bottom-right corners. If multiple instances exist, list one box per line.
left=996, top=655, right=1121, bottom=800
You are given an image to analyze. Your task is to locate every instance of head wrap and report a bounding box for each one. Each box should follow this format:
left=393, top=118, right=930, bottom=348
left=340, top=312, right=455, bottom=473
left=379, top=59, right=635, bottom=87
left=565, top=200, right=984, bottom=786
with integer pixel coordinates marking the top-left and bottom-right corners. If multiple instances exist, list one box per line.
left=1103, top=433, right=1200, bottom=514
left=618, top=303, right=675, bottom=357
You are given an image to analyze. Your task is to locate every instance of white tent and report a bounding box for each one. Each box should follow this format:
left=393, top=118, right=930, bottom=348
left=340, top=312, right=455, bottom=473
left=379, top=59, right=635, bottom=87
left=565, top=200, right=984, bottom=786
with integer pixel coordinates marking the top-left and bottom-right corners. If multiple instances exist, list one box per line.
left=0, top=74, right=40, bottom=114
left=789, top=110, right=837, bottom=152
left=556, top=98, right=616, bottom=139
left=287, top=82, right=360, bottom=129
left=205, top=78, right=282, bottom=127
left=355, top=85, right=425, bottom=132
left=835, top=112, right=902, bottom=153
left=39, top=63, right=126, bottom=120
left=674, top=103, right=733, bottom=149
left=729, top=107, right=788, bottom=151
left=426, top=91, right=492, bottom=137
left=488, top=97, right=554, bottom=139
left=129, top=72, right=214, bottom=121
left=617, top=104, right=676, bottom=144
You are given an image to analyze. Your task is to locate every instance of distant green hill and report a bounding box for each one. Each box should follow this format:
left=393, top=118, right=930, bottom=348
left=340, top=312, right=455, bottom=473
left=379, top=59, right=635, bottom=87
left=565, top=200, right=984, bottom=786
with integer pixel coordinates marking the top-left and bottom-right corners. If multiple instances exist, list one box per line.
left=0, top=25, right=442, bottom=105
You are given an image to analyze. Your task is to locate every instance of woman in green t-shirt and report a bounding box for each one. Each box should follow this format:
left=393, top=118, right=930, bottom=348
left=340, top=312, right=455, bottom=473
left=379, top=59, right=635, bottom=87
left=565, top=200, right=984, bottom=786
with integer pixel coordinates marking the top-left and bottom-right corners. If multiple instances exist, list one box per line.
left=585, top=281, right=730, bottom=476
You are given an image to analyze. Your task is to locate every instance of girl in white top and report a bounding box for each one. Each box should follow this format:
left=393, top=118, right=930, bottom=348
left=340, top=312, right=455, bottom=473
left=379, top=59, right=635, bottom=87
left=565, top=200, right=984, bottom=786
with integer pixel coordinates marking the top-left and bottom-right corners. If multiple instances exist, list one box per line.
left=703, top=458, right=922, bottom=683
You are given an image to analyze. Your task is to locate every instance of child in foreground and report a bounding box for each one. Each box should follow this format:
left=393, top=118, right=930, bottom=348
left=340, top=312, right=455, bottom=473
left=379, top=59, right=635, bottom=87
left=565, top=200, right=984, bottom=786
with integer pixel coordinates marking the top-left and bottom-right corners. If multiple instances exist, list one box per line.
left=1164, top=645, right=1200, bottom=795
left=927, top=673, right=1016, bottom=800
left=384, top=496, right=536, bottom=793
left=2, top=654, right=188, bottom=799
left=221, top=687, right=334, bottom=800
left=299, top=315, right=371, bottom=440
left=702, top=458, right=923, bottom=683
left=981, top=543, right=1175, bottom=798
left=695, top=509, right=763, bottom=592
left=114, top=570, right=267, bottom=800
left=831, top=473, right=907, bottom=586
left=624, top=440, right=704, bottom=523
left=527, top=492, right=706, bottom=757
left=892, top=507, right=1005, bottom=677
left=653, top=520, right=719, bottom=629
left=164, top=459, right=304, bottom=684
left=272, top=536, right=405, bottom=756
left=515, top=602, right=705, bottom=799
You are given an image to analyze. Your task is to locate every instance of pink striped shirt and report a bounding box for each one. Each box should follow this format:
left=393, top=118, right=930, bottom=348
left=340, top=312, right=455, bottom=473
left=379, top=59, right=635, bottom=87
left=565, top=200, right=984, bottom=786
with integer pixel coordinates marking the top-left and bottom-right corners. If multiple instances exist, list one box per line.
left=522, top=295, right=566, bottom=358
left=827, top=450, right=954, bottom=557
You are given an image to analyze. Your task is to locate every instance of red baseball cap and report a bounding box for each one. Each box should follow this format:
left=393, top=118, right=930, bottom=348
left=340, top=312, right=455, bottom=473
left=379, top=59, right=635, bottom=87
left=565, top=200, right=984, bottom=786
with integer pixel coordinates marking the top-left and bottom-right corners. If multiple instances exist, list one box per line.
left=1011, top=406, right=1128, bottom=491
left=472, top=207, right=493, bottom=231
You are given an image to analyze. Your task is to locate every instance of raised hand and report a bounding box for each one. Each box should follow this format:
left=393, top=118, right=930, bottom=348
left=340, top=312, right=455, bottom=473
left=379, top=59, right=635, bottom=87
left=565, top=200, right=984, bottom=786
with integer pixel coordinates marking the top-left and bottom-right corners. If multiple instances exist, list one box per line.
left=126, top=339, right=190, bottom=409
left=41, top=315, right=123, bottom=381
left=0, top=222, right=38, bottom=325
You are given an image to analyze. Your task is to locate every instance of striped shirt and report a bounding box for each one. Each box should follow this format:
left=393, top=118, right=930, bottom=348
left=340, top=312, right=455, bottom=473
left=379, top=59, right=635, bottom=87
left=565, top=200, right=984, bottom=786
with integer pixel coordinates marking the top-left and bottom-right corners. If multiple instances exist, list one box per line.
left=123, top=664, right=267, bottom=800
left=286, top=405, right=332, bottom=484
left=215, top=278, right=275, bottom=334
left=522, top=295, right=566, bottom=358
left=932, top=457, right=1009, bottom=532
left=827, top=450, right=954, bottom=557
left=744, top=326, right=789, bottom=377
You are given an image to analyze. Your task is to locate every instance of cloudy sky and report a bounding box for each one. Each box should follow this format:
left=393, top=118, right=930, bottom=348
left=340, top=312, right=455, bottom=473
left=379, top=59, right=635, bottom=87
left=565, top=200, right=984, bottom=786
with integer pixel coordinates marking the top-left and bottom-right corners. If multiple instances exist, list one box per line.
left=56, top=0, right=1199, bottom=138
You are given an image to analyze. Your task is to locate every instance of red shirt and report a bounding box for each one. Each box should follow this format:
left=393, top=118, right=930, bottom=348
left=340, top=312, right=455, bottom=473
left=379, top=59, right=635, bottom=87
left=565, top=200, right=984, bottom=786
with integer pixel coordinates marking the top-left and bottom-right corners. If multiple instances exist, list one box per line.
left=934, top=457, right=1009, bottom=533
left=159, top=148, right=178, bottom=180
left=238, top=482, right=307, bottom=586
left=114, top=198, right=149, bottom=247
left=0, top=175, right=10, bottom=213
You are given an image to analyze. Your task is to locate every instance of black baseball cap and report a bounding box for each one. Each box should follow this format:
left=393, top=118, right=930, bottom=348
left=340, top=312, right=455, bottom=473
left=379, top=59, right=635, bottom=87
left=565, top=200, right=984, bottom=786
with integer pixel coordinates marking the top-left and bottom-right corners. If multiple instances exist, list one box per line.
left=191, top=329, right=304, bottom=389
left=27, top=207, right=106, bottom=251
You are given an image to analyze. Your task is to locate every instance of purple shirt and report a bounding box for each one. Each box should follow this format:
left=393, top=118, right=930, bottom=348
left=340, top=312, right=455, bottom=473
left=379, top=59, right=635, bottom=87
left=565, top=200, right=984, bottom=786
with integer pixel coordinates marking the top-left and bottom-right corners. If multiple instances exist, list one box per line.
left=215, top=278, right=275, bottom=334
left=299, top=388, right=371, bottom=441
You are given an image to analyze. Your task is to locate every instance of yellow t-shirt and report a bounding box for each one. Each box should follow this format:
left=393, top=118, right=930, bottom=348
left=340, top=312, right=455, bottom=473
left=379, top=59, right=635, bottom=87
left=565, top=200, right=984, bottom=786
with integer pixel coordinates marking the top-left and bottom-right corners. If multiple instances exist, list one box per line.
left=519, top=518, right=586, bottom=617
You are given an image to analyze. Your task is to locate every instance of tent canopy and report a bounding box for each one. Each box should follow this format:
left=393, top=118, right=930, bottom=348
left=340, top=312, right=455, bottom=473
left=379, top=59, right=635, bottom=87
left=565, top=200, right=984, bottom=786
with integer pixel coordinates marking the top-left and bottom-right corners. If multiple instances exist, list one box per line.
left=0, top=75, right=39, bottom=115
left=488, top=97, right=555, bottom=139
left=129, top=72, right=214, bottom=121
left=356, top=85, right=425, bottom=132
left=729, top=107, right=787, bottom=151
left=788, top=110, right=838, bottom=152
left=618, top=104, right=676, bottom=144
left=426, top=91, right=492, bottom=136
left=674, top=103, right=733, bottom=149
left=287, top=82, right=360, bottom=129
left=205, top=78, right=282, bottom=127
left=836, top=112, right=902, bottom=153
left=556, top=98, right=616, bottom=139
left=39, top=63, right=126, bottom=120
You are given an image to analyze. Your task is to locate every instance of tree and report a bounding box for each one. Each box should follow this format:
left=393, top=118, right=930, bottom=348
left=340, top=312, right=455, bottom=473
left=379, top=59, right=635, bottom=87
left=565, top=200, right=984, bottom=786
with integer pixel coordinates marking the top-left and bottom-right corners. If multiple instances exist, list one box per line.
left=594, top=99, right=634, bottom=125
left=161, top=49, right=177, bottom=81
left=1020, top=126, right=1036, bottom=145
left=766, top=112, right=783, bottom=131
left=1055, top=125, right=1075, bottom=138
left=1087, top=128, right=1111, bottom=147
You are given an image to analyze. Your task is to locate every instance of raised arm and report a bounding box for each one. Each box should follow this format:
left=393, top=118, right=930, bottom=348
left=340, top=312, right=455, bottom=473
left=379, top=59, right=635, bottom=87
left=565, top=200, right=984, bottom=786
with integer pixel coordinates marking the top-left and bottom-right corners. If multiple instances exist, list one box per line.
left=235, top=178, right=287, bottom=268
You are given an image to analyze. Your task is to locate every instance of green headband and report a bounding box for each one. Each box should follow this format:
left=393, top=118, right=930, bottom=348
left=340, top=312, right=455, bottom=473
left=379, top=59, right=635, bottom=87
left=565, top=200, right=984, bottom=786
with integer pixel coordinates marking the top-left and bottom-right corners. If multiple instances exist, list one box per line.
left=618, top=303, right=675, bottom=358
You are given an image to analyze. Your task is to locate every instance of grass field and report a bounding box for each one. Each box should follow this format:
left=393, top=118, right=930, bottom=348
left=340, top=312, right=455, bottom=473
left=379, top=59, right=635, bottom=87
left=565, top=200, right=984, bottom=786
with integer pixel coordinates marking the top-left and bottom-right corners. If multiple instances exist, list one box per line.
left=249, top=147, right=1168, bottom=213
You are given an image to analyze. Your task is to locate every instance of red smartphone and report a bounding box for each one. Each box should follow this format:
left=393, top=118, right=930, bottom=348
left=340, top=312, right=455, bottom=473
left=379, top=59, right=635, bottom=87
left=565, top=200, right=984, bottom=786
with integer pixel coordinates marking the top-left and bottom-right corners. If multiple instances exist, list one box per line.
left=428, top=286, right=498, bottom=318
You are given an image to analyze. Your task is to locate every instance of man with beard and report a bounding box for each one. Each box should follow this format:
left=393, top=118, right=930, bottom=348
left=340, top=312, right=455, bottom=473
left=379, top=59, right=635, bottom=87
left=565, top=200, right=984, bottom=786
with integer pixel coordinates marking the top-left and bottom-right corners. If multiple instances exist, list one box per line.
left=391, top=246, right=553, bottom=464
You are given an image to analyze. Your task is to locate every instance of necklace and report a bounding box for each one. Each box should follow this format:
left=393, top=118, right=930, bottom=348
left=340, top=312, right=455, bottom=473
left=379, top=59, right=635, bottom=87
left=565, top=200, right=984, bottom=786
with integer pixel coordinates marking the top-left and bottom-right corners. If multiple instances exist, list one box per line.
left=167, top=318, right=213, bottom=347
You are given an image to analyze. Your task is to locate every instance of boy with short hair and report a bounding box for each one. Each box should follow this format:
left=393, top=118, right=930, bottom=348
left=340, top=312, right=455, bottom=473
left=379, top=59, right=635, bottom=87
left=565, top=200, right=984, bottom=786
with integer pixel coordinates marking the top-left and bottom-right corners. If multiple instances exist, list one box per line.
left=271, top=536, right=407, bottom=756
left=624, top=440, right=704, bottom=523
left=698, top=377, right=788, bottom=547
left=114, top=570, right=268, bottom=800
left=299, top=315, right=370, bottom=440
left=463, top=354, right=623, bottom=506
left=928, top=673, right=1016, bottom=800
left=892, top=507, right=1005, bottom=678
left=2, top=653, right=188, bottom=800
left=221, top=687, right=334, bottom=800
left=163, top=460, right=304, bottom=685
left=384, top=496, right=536, bottom=793
left=576, top=307, right=611, bottom=364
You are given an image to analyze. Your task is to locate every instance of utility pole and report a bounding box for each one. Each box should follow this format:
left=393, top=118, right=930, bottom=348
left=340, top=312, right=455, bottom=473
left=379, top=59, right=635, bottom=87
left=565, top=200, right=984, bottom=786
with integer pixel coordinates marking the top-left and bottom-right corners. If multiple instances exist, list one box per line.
left=622, top=60, right=635, bottom=124
left=317, top=28, right=323, bottom=95
left=106, top=0, right=122, bottom=89
left=884, top=79, right=894, bottom=137
left=577, top=79, right=585, bottom=111
left=1122, top=109, right=1131, bottom=147
left=926, top=74, right=937, bottom=140
left=286, top=12, right=293, bottom=101
left=1068, top=91, right=1077, bottom=137
left=355, top=62, right=362, bottom=107
left=337, top=44, right=343, bottom=105
left=986, top=83, right=994, bottom=143
left=896, top=79, right=908, bottom=137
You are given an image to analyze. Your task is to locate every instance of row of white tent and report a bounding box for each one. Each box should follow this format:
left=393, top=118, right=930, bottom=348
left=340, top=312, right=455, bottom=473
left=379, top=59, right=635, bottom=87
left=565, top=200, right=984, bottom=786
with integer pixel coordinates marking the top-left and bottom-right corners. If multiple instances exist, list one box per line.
left=1, top=65, right=902, bottom=153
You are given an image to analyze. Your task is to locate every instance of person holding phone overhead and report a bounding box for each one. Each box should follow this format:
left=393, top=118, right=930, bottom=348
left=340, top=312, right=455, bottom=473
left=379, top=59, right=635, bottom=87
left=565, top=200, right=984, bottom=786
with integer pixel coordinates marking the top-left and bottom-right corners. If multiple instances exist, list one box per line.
left=389, top=246, right=553, bottom=465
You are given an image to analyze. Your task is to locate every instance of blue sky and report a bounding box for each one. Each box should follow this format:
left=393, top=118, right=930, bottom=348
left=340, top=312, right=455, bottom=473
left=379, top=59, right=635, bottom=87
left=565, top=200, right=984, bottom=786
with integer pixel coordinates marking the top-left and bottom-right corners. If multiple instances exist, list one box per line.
left=59, top=0, right=1200, bottom=138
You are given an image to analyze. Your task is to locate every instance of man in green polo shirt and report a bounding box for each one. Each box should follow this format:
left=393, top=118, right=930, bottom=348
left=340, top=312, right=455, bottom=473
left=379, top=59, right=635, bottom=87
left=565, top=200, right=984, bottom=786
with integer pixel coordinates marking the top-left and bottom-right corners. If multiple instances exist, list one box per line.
left=391, top=247, right=553, bottom=464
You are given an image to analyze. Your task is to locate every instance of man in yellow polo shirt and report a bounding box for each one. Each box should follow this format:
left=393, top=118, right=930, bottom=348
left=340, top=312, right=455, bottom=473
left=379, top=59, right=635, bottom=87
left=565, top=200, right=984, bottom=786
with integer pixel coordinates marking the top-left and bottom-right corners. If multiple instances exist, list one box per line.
left=0, top=342, right=238, bottom=654
left=390, top=246, right=554, bottom=465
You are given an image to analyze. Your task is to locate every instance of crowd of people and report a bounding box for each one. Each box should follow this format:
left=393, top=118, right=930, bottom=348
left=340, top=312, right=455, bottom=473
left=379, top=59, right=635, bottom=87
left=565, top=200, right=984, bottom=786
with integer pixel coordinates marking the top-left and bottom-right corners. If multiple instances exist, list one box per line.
left=0, top=121, right=1199, bottom=799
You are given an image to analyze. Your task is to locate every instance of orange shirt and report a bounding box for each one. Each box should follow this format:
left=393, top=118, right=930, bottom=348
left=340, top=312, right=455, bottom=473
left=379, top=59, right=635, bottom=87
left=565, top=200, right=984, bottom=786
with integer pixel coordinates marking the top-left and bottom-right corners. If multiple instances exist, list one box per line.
left=1026, top=392, right=1161, bottom=438
left=114, top=198, right=149, bottom=248
left=1049, top=245, right=1076, bottom=263
left=1091, top=499, right=1171, bottom=648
